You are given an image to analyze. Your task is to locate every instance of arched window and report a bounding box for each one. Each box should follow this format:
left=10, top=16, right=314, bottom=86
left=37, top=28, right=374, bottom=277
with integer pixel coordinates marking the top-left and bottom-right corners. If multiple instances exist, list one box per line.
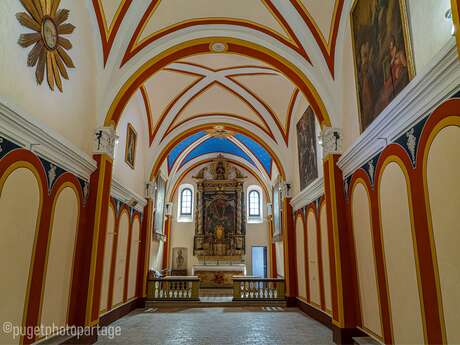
left=180, top=188, right=192, bottom=215
left=247, top=185, right=263, bottom=223
left=177, top=184, right=194, bottom=222
left=248, top=190, right=261, bottom=217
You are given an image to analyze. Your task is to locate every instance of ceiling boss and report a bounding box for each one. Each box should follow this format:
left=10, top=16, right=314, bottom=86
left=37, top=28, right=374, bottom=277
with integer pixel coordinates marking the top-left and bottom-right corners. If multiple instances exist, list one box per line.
left=16, top=0, right=75, bottom=92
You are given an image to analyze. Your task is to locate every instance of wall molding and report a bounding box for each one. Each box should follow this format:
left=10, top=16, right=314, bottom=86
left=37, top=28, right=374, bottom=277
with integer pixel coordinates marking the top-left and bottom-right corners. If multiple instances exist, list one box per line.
left=111, top=178, right=147, bottom=212
left=338, top=38, right=460, bottom=177
left=0, top=98, right=96, bottom=180
left=290, top=177, right=324, bottom=211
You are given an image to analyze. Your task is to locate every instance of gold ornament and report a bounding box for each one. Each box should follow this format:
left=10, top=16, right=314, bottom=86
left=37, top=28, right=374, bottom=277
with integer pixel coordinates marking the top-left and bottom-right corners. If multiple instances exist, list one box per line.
left=16, top=0, right=75, bottom=92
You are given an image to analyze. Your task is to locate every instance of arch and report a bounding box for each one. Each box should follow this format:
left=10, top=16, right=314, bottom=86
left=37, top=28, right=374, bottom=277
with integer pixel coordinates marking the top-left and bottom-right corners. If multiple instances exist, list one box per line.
left=376, top=156, right=425, bottom=344
left=295, top=212, right=307, bottom=300
left=103, top=37, right=332, bottom=138
left=167, top=157, right=270, bottom=202
left=0, top=163, right=43, bottom=345
left=112, top=209, right=130, bottom=307
left=127, top=215, right=141, bottom=299
left=319, top=198, right=332, bottom=314
left=100, top=201, right=116, bottom=313
left=40, top=183, right=80, bottom=333
left=350, top=177, right=383, bottom=341
left=306, top=206, right=320, bottom=307
left=150, top=122, right=285, bottom=180
left=422, top=115, right=460, bottom=344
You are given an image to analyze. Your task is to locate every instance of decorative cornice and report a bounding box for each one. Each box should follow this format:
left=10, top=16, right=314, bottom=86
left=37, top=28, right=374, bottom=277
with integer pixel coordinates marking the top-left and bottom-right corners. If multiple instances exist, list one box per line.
left=338, top=38, right=460, bottom=177
left=0, top=98, right=96, bottom=180
left=290, top=176, right=324, bottom=211
left=111, top=178, right=147, bottom=213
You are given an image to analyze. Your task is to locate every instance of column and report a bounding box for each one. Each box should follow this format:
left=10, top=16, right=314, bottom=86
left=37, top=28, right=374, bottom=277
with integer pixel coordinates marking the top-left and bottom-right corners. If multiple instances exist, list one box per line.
left=321, top=127, right=360, bottom=344
left=281, top=182, right=298, bottom=304
left=84, top=126, right=117, bottom=326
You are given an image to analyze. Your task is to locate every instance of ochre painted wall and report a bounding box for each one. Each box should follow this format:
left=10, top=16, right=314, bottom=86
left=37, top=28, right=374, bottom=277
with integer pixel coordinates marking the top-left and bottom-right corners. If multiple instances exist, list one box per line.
left=0, top=168, right=40, bottom=345
left=306, top=209, right=321, bottom=307
left=127, top=218, right=141, bottom=300
left=112, top=211, right=129, bottom=307
left=427, top=125, right=460, bottom=344
left=100, top=204, right=115, bottom=314
left=295, top=216, right=307, bottom=300
left=351, top=182, right=383, bottom=340
left=319, top=202, right=332, bottom=314
left=379, top=162, right=424, bottom=344
left=40, top=187, right=79, bottom=335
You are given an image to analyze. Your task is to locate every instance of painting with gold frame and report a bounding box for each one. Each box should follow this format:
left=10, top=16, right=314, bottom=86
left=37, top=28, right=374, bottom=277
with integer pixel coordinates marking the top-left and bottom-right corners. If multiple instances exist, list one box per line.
left=125, top=123, right=137, bottom=169
left=351, top=0, right=415, bottom=132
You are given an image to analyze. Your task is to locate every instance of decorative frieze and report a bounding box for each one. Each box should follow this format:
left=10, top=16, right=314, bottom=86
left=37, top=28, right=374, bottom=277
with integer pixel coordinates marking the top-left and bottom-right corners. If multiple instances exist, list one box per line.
left=93, top=126, right=117, bottom=159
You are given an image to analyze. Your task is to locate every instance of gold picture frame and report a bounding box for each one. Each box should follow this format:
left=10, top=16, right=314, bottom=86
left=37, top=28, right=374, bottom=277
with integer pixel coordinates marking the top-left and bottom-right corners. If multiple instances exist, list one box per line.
left=350, top=0, right=415, bottom=133
left=125, top=123, right=137, bottom=169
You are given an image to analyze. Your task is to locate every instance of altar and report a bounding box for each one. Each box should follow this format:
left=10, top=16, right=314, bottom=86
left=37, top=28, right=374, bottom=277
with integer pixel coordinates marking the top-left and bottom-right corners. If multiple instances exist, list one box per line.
left=192, top=264, right=246, bottom=288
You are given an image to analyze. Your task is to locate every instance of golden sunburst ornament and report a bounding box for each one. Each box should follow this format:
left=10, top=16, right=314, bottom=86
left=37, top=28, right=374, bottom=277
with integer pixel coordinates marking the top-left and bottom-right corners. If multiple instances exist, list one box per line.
left=16, top=0, right=75, bottom=92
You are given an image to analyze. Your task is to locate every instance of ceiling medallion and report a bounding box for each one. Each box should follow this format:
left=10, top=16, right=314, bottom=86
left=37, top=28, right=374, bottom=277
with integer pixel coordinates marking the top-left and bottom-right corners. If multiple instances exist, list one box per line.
left=207, top=125, right=233, bottom=138
left=16, top=0, right=76, bottom=92
left=210, top=42, right=228, bottom=53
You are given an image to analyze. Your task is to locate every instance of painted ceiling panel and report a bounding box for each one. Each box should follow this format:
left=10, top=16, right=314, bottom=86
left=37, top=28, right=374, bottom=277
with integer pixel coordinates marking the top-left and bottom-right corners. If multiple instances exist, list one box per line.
left=138, top=0, right=292, bottom=43
left=296, top=0, right=337, bottom=41
left=99, top=0, right=124, bottom=30
left=144, top=70, right=202, bottom=133
left=170, top=82, right=271, bottom=134
left=167, top=131, right=207, bottom=171
left=233, top=133, right=272, bottom=175
left=230, top=74, right=296, bottom=133
left=179, top=137, right=256, bottom=169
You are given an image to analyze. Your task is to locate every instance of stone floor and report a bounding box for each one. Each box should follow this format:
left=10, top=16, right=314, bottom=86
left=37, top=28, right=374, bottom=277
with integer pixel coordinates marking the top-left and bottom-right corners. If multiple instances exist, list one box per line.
left=96, top=307, right=334, bottom=345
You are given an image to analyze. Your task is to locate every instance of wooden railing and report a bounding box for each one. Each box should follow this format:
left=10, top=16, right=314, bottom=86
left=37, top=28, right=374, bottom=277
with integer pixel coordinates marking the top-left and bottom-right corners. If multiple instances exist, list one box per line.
left=232, top=277, right=285, bottom=301
left=147, top=276, right=200, bottom=301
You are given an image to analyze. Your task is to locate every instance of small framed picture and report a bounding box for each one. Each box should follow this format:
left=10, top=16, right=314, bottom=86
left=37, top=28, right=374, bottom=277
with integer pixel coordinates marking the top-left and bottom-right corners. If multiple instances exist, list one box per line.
left=125, top=123, right=137, bottom=169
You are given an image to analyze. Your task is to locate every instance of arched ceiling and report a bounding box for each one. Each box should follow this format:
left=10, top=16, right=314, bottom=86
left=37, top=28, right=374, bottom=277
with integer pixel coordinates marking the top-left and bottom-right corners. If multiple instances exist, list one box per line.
left=90, top=0, right=348, bottom=185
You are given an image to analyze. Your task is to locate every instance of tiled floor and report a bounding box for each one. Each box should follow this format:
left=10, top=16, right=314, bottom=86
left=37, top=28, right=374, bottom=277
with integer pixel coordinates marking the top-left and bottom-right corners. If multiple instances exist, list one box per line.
left=96, top=307, right=334, bottom=345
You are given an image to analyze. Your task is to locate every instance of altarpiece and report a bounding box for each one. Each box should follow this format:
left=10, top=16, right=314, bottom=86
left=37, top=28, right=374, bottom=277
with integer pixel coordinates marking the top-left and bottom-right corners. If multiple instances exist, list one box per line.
left=193, top=156, right=246, bottom=261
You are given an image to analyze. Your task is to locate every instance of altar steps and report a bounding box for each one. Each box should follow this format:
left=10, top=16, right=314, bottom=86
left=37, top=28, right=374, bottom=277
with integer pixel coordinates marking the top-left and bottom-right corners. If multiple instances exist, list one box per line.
left=145, top=299, right=287, bottom=309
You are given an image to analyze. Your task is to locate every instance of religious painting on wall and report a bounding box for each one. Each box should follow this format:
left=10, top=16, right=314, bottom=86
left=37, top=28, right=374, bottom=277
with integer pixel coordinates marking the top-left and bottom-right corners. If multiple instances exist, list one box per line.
left=125, top=123, right=137, bottom=169
left=153, top=175, right=166, bottom=235
left=351, top=0, right=414, bottom=132
left=204, top=195, right=236, bottom=238
left=296, top=107, right=318, bottom=190
left=272, top=182, right=282, bottom=240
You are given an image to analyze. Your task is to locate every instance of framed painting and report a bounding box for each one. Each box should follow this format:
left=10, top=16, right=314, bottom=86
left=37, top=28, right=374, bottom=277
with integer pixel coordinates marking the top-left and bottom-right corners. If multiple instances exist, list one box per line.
left=351, top=0, right=415, bottom=132
left=272, top=181, right=282, bottom=240
left=125, top=123, right=137, bottom=169
left=172, top=247, right=187, bottom=271
left=296, top=107, right=318, bottom=190
left=153, top=175, right=166, bottom=235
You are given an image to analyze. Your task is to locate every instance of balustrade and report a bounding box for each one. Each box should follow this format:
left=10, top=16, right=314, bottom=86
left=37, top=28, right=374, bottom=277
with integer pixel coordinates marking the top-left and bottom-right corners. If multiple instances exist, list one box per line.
left=147, top=276, right=200, bottom=301
left=232, top=277, right=285, bottom=301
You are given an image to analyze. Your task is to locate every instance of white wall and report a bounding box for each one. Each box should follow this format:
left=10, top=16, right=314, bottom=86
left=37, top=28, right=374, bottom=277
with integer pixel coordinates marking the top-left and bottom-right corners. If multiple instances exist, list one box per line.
left=167, top=164, right=270, bottom=275
left=0, top=0, right=97, bottom=153
left=112, top=91, right=148, bottom=196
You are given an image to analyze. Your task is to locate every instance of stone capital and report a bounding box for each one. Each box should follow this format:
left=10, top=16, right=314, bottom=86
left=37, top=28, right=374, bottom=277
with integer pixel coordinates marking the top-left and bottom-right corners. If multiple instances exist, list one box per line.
left=321, top=127, right=343, bottom=158
left=93, top=126, right=118, bottom=159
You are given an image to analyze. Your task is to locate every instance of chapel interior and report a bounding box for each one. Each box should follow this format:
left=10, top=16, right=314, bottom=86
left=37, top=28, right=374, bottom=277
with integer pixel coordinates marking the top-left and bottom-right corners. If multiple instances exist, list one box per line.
left=0, top=0, right=459, bottom=344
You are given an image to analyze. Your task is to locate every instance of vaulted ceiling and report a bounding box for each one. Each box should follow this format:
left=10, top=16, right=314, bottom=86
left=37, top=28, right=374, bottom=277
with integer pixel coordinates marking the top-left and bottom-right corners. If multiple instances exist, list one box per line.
left=90, top=0, right=348, bottom=185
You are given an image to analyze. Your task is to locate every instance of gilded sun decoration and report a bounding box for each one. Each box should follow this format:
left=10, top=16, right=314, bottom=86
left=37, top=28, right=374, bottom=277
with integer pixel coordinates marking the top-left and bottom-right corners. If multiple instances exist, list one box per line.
left=16, top=0, right=75, bottom=92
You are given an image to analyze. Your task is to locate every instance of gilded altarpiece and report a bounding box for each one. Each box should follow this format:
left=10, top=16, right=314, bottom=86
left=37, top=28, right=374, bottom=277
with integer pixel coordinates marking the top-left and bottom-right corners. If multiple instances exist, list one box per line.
left=193, top=157, right=246, bottom=260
